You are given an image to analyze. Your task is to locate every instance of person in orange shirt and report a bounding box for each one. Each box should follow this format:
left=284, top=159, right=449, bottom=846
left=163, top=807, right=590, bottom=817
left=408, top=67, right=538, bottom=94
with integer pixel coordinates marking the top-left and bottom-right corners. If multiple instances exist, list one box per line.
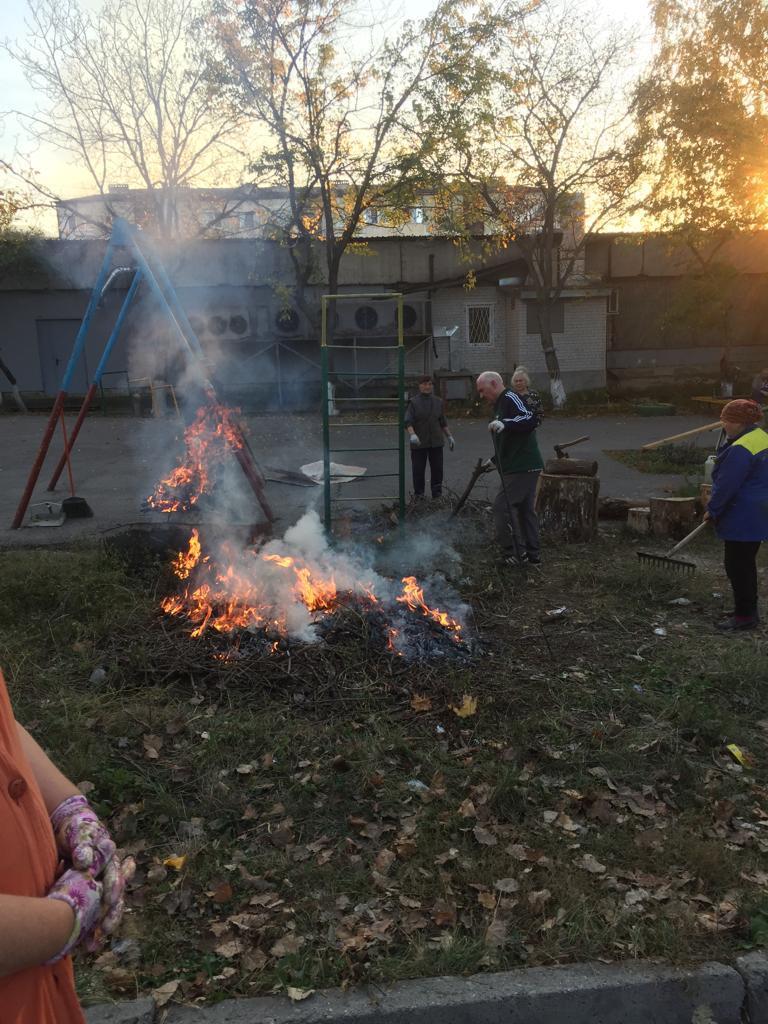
left=0, top=669, right=132, bottom=1023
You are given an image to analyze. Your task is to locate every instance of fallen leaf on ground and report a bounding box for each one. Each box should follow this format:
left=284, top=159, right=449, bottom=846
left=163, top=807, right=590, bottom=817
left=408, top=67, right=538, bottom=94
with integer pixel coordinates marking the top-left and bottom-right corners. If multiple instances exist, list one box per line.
left=270, top=934, right=305, bottom=957
left=484, top=918, right=508, bottom=948
left=152, top=980, right=180, bottom=1007
left=576, top=853, right=607, bottom=874
left=162, top=854, right=187, bottom=871
left=410, top=694, right=432, bottom=712
left=473, top=825, right=498, bottom=847
left=209, top=882, right=233, bottom=903
left=450, top=694, right=478, bottom=718
left=494, top=877, right=519, bottom=893
left=287, top=987, right=315, bottom=1002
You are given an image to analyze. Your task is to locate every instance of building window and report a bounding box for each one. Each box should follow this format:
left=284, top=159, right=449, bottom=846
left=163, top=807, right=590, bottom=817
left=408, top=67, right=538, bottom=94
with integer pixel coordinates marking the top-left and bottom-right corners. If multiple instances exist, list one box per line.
left=466, top=304, right=493, bottom=345
left=239, top=211, right=255, bottom=231
left=363, top=207, right=378, bottom=225
left=410, top=206, right=427, bottom=224
left=526, top=300, right=564, bottom=334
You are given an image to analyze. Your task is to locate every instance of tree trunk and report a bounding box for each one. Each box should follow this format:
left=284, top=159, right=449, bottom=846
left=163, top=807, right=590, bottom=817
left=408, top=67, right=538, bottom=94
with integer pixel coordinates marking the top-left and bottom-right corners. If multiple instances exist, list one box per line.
left=535, top=303, right=566, bottom=408
left=627, top=507, right=651, bottom=534
left=649, top=497, right=697, bottom=540
left=536, top=473, right=599, bottom=541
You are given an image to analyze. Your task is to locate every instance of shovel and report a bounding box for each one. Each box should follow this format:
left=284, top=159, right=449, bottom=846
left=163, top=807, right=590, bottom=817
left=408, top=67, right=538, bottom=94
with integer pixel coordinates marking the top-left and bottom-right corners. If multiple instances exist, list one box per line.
left=58, top=411, right=93, bottom=519
left=637, top=519, right=709, bottom=573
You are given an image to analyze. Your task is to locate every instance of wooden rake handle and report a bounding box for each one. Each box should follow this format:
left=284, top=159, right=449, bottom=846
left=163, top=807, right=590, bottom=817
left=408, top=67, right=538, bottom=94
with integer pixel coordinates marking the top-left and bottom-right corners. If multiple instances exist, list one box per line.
left=664, top=519, right=710, bottom=558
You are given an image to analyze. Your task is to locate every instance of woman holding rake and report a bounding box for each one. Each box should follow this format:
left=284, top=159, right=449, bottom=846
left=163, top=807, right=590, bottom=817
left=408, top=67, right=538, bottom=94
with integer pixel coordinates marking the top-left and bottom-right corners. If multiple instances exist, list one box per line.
left=705, top=399, right=768, bottom=632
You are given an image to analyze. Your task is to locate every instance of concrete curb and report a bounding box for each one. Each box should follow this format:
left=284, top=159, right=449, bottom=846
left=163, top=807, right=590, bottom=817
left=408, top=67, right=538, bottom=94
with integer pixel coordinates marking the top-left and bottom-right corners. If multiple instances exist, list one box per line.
left=84, top=955, right=768, bottom=1024
left=84, top=998, right=156, bottom=1023
left=737, top=952, right=768, bottom=1023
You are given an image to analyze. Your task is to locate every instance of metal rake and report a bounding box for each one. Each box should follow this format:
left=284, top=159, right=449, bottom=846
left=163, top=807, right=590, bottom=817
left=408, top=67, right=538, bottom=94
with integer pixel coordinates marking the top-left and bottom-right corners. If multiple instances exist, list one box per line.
left=637, top=519, right=709, bottom=573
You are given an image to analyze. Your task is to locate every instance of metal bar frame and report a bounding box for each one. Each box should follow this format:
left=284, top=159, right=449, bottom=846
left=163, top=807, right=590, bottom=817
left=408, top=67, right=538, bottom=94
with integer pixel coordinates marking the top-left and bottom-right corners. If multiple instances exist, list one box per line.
left=13, top=218, right=275, bottom=527
left=48, top=270, right=143, bottom=491
left=321, top=292, right=405, bottom=535
left=11, top=235, right=118, bottom=528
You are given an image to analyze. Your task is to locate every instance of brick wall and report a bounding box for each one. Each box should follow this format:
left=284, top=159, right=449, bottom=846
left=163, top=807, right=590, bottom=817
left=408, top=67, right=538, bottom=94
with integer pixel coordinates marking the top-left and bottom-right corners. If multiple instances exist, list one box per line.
left=431, top=287, right=515, bottom=374
left=430, top=289, right=606, bottom=390
left=514, top=296, right=606, bottom=391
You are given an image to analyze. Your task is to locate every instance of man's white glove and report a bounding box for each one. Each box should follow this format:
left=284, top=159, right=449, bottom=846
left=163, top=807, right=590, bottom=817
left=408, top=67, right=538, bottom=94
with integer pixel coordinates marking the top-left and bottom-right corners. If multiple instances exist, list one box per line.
left=481, top=458, right=495, bottom=473
left=488, top=420, right=505, bottom=434
left=409, top=434, right=420, bottom=446
left=447, top=435, right=455, bottom=451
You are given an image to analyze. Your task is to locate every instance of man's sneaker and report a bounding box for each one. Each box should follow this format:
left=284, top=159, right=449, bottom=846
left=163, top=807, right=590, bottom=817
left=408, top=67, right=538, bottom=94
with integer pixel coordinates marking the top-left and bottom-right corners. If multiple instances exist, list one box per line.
left=503, top=554, right=525, bottom=568
left=526, top=553, right=542, bottom=565
left=716, top=615, right=759, bottom=632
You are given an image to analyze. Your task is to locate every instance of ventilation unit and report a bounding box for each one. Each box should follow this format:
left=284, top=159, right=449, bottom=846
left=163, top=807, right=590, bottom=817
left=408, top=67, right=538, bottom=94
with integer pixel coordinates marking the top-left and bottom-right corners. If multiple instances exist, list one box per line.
left=273, top=305, right=304, bottom=336
left=336, top=299, right=426, bottom=334
left=187, top=308, right=252, bottom=342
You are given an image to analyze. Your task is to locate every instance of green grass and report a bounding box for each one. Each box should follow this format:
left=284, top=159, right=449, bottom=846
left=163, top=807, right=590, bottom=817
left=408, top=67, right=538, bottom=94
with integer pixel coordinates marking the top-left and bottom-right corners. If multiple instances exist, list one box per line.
left=606, top=444, right=708, bottom=475
left=2, top=529, right=768, bottom=1006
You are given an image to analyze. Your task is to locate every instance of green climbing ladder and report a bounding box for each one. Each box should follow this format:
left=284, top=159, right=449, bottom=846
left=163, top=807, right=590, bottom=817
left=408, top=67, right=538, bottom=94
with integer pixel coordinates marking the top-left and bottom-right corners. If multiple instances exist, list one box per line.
left=320, top=292, right=406, bottom=533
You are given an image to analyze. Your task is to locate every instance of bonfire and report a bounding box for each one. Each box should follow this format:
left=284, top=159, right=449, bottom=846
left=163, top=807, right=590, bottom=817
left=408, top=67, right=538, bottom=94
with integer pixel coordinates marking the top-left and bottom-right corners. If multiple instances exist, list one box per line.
left=152, top=404, right=471, bottom=660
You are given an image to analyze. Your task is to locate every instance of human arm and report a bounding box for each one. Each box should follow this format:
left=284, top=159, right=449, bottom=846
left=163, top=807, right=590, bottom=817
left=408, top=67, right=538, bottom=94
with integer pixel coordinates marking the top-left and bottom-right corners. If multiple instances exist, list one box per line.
left=17, top=722, right=128, bottom=937
left=490, top=392, right=536, bottom=434
left=707, top=447, right=753, bottom=520
left=404, top=402, right=420, bottom=445
left=16, top=724, right=79, bottom=814
left=0, top=894, right=74, bottom=978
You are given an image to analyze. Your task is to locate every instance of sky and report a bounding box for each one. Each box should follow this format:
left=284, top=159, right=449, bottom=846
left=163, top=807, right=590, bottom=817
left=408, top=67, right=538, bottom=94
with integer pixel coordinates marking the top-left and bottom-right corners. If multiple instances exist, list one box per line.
left=1, top=0, right=655, bottom=235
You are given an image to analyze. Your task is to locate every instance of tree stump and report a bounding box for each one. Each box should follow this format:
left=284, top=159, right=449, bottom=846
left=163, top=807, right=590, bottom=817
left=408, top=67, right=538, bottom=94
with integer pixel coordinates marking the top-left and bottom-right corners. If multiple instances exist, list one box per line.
left=649, top=496, right=697, bottom=540
left=536, top=473, right=600, bottom=541
left=543, top=458, right=599, bottom=477
left=627, top=507, right=651, bottom=534
left=699, top=483, right=712, bottom=511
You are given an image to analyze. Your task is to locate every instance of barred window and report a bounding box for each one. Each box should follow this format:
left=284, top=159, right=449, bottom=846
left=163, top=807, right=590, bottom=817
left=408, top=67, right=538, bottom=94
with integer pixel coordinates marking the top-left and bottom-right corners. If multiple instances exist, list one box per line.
left=466, top=304, right=493, bottom=345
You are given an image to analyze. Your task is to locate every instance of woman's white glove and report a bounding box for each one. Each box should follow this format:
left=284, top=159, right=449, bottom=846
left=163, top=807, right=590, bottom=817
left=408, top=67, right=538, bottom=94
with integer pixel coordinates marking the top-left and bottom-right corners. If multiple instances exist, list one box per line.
left=447, top=435, right=455, bottom=451
left=488, top=420, right=505, bottom=434
left=409, top=434, right=420, bottom=446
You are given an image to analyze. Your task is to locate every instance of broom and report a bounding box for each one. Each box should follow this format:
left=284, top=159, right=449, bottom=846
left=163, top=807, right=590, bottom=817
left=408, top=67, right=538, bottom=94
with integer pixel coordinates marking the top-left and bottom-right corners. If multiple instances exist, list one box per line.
left=637, top=519, right=709, bottom=573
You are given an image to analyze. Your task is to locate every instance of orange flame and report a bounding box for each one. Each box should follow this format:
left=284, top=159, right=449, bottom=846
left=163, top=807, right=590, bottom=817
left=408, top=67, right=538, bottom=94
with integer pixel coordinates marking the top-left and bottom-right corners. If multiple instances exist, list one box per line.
left=146, top=405, right=243, bottom=512
left=160, top=524, right=464, bottom=651
left=397, top=576, right=463, bottom=638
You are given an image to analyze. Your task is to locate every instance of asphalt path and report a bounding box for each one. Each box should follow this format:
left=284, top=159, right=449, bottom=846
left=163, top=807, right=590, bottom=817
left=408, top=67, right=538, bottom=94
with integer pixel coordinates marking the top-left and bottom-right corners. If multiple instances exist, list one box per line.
left=0, top=410, right=719, bottom=547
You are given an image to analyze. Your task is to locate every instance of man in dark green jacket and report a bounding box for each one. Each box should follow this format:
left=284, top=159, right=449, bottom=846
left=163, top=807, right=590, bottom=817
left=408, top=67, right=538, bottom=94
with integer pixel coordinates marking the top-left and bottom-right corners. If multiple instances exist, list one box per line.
left=476, top=370, right=544, bottom=564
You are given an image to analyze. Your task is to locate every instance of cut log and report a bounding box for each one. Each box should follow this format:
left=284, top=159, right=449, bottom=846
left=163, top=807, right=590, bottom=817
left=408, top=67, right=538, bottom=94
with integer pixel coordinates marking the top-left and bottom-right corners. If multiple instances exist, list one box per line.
left=543, top=458, right=599, bottom=477
left=536, top=473, right=599, bottom=542
left=627, top=507, right=651, bottom=534
left=649, top=496, right=697, bottom=540
left=598, top=497, right=635, bottom=520
left=699, top=483, right=712, bottom=511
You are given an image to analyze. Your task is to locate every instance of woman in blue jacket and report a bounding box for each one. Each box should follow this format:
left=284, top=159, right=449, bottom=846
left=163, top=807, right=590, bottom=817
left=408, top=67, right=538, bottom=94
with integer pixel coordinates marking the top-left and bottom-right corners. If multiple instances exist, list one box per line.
left=705, top=399, right=768, bottom=631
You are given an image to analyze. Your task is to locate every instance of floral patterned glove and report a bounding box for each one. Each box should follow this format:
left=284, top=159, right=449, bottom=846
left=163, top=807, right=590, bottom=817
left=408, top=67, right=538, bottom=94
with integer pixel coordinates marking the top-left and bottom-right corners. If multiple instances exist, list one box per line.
left=83, top=853, right=136, bottom=951
left=50, top=794, right=116, bottom=875
left=45, top=868, right=103, bottom=963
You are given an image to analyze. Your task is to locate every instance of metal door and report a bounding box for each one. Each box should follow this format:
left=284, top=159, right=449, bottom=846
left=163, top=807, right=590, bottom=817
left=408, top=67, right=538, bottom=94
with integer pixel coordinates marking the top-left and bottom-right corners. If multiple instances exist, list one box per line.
left=36, top=320, right=90, bottom=395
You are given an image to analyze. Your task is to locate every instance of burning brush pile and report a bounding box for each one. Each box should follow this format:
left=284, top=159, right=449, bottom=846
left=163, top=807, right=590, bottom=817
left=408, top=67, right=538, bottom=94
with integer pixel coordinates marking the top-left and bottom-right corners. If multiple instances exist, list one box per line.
left=145, top=405, right=243, bottom=513
left=149, top=405, right=473, bottom=662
